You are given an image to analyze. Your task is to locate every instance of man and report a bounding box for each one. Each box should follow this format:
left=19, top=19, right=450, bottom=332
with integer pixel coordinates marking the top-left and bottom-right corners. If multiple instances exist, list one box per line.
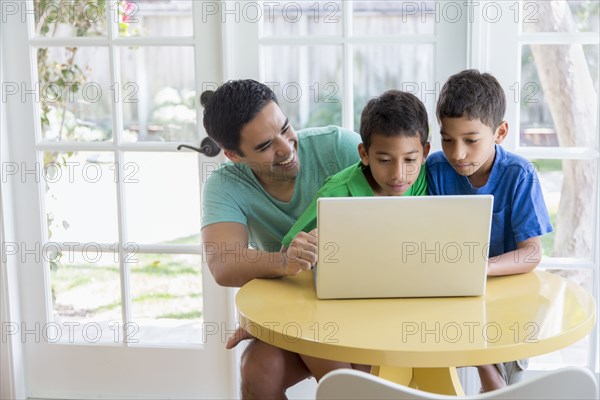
left=201, top=79, right=365, bottom=399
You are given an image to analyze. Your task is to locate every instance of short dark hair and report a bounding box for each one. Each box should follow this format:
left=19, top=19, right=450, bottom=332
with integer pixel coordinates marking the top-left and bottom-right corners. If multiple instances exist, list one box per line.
left=436, top=69, right=506, bottom=130
left=201, top=79, right=278, bottom=154
left=359, top=90, right=429, bottom=151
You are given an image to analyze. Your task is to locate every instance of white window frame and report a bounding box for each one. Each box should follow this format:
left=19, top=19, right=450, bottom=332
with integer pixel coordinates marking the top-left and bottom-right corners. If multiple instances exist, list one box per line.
left=2, top=1, right=236, bottom=398
left=4, top=0, right=597, bottom=396
left=223, top=1, right=467, bottom=142
left=474, top=0, right=599, bottom=375
left=223, top=1, right=471, bottom=395
left=1, top=23, right=27, bottom=399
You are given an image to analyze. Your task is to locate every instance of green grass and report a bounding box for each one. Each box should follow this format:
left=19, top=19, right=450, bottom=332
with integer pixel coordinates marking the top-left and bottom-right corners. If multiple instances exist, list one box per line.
left=133, top=292, right=201, bottom=302
left=57, top=264, right=119, bottom=273
left=158, top=311, right=202, bottom=320
left=541, top=211, right=557, bottom=256
left=51, top=247, right=203, bottom=321
left=529, top=159, right=560, bottom=256
left=130, top=262, right=199, bottom=275
left=53, top=259, right=200, bottom=292
left=165, top=233, right=201, bottom=245
left=52, top=264, right=119, bottom=292
left=88, top=292, right=202, bottom=315
left=66, top=276, right=93, bottom=290
left=128, top=253, right=201, bottom=275
left=92, top=300, right=121, bottom=313
left=133, top=293, right=177, bottom=302
left=530, top=159, right=562, bottom=172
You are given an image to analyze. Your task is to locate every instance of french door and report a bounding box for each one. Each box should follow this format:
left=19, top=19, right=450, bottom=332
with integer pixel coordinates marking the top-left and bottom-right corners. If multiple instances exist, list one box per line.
left=2, top=1, right=235, bottom=398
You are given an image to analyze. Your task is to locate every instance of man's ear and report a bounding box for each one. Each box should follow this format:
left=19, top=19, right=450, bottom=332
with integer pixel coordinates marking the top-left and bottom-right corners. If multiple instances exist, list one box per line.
left=223, top=149, right=241, bottom=163
left=358, top=143, right=369, bottom=166
left=495, top=121, right=509, bottom=144
left=422, top=142, right=431, bottom=162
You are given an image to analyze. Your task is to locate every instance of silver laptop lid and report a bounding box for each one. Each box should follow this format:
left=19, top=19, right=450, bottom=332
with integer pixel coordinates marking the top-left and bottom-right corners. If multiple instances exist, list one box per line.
left=316, top=195, right=493, bottom=299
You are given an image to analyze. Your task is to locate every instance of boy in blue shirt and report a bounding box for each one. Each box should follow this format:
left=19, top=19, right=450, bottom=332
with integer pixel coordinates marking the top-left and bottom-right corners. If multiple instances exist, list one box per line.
left=426, top=70, right=553, bottom=391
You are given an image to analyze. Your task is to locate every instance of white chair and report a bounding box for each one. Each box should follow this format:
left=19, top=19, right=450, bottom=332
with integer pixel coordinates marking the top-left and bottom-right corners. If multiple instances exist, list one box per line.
left=316, top=367, right=598, bottom=400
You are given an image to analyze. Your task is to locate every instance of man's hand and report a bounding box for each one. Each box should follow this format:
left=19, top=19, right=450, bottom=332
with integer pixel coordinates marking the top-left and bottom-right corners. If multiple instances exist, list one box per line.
left=281, top=229, right=318, bottom=276
left=226, top=326, right=255, bottom=349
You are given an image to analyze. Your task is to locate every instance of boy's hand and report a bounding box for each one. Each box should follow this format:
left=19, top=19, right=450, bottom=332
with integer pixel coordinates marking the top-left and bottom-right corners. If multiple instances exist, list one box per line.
left=281, top=229, right=318, bottom=275
left=225, top=326, right=254, bottom=349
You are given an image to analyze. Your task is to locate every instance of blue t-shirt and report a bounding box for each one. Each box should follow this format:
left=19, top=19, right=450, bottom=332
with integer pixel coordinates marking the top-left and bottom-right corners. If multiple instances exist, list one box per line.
left=426, top=145, right=553, bottom=257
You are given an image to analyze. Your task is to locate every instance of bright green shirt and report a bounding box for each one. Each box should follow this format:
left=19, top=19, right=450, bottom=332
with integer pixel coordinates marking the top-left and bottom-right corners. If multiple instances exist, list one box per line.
left=281, top=160, right=428, bottom=247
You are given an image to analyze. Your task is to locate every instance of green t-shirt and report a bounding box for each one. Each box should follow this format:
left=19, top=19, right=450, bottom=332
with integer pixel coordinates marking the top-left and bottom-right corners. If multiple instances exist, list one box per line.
left=281, top=160, right=428, bottom=247
left=201, top=126, right=361, bottom=251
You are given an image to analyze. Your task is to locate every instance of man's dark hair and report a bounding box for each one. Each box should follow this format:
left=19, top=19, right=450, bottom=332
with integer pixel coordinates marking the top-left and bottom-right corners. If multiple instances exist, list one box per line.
left=360, top=90, right=429, bottom=151
left=201, top=79, right=278, bottom=155
left=436, top=69, right=506, bottom=130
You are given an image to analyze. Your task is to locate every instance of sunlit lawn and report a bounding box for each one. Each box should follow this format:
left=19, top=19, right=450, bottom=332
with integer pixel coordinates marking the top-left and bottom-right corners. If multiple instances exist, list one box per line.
left=51, top=233, right=203, bottom=321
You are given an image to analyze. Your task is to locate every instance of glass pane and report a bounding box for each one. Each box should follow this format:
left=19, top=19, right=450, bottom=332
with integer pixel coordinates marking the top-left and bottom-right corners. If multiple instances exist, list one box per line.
left=522, top=0, right=599, bottom=33
left=38, top=47, right=113, bottom=141
left=123, top=152, right=201, bottom=245
left=261, top=1, right=342, bottom=37
left=519, top=45, right=598, bottom=148
left=129, top=253, right=203, bottom=345
left=44, top=151, right=118, bottom=243
left=353, top=1, right=434, bottom=35
left=118, top=0, right=193, bottom=36
left=262, top=45, right=342, bottom=128
left=530, top=268, right=593, bottom=368
left=532, top=159, right=597, bottom=259
left=33, top=0, right=107, bottom=37
left=354, top=44, right=434, bottom=130
left=50, top=250, right=122, bottom=344
left=120, top=46, right=197, bottom=142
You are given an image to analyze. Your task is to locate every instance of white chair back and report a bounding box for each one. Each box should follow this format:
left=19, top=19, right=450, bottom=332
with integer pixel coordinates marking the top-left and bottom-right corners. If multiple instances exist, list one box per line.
left=316, top=367, right=598, bottom=400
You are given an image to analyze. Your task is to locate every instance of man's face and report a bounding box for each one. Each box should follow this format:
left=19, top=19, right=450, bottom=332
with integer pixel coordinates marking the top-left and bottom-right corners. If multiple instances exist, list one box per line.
left=440, top=116, right=507, bottom=186
left=226, top=102, right=300, bottom=184
left=359, top=134, right=430, bottom=196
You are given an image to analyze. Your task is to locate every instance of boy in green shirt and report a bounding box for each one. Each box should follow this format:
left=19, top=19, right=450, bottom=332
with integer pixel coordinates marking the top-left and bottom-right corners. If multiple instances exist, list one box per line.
left=283, top=90, right=431, bottom=253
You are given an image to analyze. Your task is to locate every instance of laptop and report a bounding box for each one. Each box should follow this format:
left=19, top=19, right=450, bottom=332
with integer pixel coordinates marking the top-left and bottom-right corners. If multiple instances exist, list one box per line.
left=315, top=195, right=493, bottom=299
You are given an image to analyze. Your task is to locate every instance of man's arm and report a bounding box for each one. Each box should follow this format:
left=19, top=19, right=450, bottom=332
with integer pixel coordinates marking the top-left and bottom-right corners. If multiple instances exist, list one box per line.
left=486, top=236, right=542, bottom=276
left=202, top=222, right=317, bottom=287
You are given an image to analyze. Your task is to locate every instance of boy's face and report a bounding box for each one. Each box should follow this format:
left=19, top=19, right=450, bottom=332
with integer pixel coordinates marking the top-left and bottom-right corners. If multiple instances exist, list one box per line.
left=440, top=117, right=508, bottom=185
left=224, top=102, right=299, bottom=183
left=359, top=134, right=430, bottom=196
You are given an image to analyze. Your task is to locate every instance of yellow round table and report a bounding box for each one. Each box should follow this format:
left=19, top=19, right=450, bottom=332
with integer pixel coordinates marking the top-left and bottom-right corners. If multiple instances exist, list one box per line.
left=236, top=270, right=596, bottom=395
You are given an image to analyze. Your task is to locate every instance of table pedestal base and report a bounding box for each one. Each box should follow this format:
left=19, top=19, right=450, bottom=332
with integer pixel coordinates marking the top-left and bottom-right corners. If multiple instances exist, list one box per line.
left=370, top=366, right=465, bottom=396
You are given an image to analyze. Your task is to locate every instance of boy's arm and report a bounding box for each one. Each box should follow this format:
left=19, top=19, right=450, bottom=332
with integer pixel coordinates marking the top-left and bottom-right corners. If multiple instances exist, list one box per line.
left=281, top=196, right=319, bottom=247
left=486, top=236, right=542, bottom=276
left=202, top=222, right=315, bottom=287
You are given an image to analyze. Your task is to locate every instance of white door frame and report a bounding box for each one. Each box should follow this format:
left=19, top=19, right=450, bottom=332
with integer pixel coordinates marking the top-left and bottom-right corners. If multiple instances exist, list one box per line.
left=1, top=1, right=236, bottom=398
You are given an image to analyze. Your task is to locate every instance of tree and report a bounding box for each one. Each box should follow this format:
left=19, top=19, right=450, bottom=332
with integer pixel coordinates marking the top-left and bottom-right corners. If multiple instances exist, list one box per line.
left=523, top=1, right=598, bottom=259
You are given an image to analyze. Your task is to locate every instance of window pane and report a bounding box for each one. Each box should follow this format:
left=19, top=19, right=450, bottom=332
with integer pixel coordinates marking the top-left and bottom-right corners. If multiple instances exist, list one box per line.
left=129, top=253, right=203, bottom=345
left=123, top=152, right=201, bottom=245
left=50, top=250, right=122, bottom=344
left=120, top=46, right=197, bottom=142
left=522, top=0, right=599, bottom=33
left=44, top=151, right=118, bottom=243
left=38, top=47, right=113, bottom=142
left=353, top=1, right=434, bottom=35
left=33, top=0, right=107, bottom=37
left=261, top=45, right=342, bottom=128
left=519, top=45, right=598, bottom=148
left=118, top=0, right=193, bottom=36
left=261, top=1, right=342, bottom=37
left=529, top=268, right=593, bottom=368
left=354, top=44, right=434, bottom=130
left=533, top=159, right=597, bottom=259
